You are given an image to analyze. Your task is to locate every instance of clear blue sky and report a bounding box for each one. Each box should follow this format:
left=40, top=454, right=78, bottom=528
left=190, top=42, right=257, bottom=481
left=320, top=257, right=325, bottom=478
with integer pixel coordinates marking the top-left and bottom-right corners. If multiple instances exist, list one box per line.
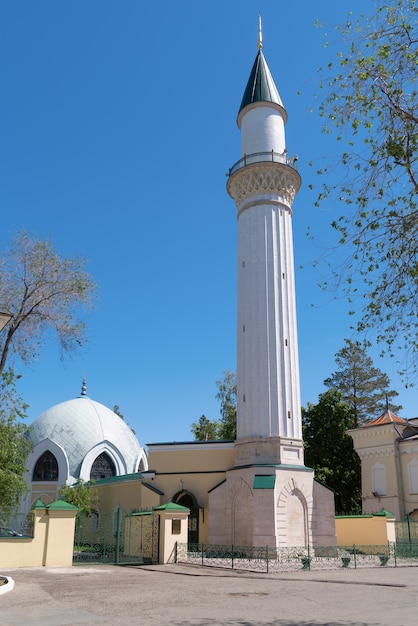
left=1, top=1, right=416, bottom=447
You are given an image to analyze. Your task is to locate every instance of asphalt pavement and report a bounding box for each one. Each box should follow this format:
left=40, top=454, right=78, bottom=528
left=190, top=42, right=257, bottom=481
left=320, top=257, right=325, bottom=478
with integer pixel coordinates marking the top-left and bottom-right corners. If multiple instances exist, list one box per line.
left=1, top=562, right=417, bottom=626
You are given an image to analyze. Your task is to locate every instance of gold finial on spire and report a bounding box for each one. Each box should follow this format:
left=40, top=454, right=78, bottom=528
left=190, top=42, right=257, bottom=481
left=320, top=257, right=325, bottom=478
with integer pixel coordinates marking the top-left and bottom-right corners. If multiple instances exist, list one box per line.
left=258, top=13, right=263, bottom=50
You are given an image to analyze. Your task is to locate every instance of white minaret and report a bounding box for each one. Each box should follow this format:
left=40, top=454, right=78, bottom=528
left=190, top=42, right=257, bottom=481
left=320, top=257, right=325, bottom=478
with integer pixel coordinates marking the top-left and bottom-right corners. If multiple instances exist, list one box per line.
left=209, top=21, right=336, bottom=549
left=227, top=17, right=303, bottom=466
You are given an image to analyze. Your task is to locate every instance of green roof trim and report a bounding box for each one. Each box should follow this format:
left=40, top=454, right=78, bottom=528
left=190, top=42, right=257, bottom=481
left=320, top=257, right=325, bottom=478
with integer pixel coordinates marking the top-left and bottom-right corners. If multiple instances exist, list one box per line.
left=93, top=472, right=143, bottom=486
left=147, top=440, right=234, bottom=446
left=253, top=475, right=276, bottom=489
left=154, top=502, right=189, bottom=513
left=336, top=515, right=374, bottom=519
left=373, top=508, right=396, bottom=518
left=32, top=499, right=47, bottom=510
left=127, top=510, right=154, bottom=517
left=232, top=463, right=312, bottom=472
left=48, top=499, right=78, bottom=511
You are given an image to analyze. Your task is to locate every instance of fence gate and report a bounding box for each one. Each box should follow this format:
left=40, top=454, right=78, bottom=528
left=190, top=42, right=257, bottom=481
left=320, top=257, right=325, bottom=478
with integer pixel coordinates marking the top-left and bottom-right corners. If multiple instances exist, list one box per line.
left=73, top=507, right=160, bottom=565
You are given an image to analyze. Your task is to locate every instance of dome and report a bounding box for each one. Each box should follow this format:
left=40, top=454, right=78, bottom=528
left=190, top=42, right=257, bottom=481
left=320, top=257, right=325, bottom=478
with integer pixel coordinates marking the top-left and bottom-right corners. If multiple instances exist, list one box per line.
left=28, top=394, right=147, bottom=481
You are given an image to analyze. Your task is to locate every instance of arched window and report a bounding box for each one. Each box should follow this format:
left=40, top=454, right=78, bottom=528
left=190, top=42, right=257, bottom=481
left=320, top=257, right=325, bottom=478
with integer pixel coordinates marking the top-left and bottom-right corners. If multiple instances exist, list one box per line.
left=90, top=452, right=116, bottom=481
left=372, top=462, right=387, bottom=496
left=33, top=451, right=59, bottom=481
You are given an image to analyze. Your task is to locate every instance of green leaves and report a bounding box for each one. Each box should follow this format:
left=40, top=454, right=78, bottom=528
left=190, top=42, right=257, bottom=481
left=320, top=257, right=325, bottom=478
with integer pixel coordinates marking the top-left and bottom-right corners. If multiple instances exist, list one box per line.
left=190, top=370, right=237, bottom=441
left=303, top=389, right=361, bottom=514
left=190, top=415, right=220, bottom=441
left=311, top=0, right=418, bottom=377
left=59, top=479, right=98, bottom=520
left=0, top=368, right=31, bottom=524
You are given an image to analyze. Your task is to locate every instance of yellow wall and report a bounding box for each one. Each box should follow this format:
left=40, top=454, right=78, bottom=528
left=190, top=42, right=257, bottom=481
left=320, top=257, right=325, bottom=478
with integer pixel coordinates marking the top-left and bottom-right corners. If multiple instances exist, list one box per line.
left=336, top=515, right=394, bottom=547
left=148, top=443, right=235, bottom=474
left=0, top=503, right=77, bottom=568
left=145, top=442, right=235, bottom=544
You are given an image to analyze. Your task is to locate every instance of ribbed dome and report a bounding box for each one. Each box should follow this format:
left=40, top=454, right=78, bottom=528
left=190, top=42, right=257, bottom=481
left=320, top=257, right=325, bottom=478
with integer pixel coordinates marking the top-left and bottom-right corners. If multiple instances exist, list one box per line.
left=29, top=396, right=145, bottom=479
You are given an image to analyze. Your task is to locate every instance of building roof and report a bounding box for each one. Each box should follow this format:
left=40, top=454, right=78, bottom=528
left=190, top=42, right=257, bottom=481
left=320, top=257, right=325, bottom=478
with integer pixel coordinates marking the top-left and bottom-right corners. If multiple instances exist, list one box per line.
left=238, top=49, right=284, bottom=116
left=29, top=394, right=145, bottom=478
left=363, top=410, right=408, bottom=428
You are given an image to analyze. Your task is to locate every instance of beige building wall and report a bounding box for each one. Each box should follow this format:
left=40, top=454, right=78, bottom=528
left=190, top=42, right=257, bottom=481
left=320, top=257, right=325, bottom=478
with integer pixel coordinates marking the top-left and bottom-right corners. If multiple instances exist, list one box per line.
left=349, top=420, right=418, bottom=520
left=30, top=482, right=59, bottom=507
left=208, top=465, right=336, bottom=548
left=154, top=504, right=189, bottom=564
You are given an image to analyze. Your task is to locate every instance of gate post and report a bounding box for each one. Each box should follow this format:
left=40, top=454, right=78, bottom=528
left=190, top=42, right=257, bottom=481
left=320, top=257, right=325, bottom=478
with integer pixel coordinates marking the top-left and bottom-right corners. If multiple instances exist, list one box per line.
left=115, top=506, right=122, bottom=564
left=153, top=502, right=189, bottom=564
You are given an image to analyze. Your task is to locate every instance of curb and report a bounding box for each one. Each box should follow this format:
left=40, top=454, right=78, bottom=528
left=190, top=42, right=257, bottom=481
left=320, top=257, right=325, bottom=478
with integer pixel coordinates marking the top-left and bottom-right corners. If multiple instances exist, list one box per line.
left=0, top=576, right=15, bottom=596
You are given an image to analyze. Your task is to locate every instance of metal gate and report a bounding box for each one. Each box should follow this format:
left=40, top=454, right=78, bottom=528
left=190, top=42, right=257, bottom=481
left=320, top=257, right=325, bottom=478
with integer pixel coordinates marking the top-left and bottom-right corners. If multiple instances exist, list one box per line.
left=73, top=507, right=159, bottom=565
left=395, top=519, right=418, bottom=542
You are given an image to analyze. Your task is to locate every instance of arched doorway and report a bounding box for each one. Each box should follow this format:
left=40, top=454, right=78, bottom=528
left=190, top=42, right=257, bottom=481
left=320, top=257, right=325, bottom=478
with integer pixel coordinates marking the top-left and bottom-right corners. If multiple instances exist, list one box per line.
left=173, top=491, right=199, bottom=545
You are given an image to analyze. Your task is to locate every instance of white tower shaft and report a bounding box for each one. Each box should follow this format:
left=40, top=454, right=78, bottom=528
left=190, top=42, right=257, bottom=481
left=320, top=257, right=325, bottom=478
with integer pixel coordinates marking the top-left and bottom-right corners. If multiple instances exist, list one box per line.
left=227, top=47, right=303, bottom=465
left=237, top=193, right=301, bottom=440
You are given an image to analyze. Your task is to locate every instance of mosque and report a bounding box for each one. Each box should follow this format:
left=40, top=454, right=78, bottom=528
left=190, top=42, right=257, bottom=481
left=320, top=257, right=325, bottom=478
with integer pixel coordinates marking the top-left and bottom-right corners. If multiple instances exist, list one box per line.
left=18, top=24, right=338, bottom=549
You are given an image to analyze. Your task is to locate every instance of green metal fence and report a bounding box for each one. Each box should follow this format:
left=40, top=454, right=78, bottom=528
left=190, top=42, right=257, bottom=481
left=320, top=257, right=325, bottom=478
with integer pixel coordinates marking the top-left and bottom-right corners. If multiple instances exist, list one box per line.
left=395, top=519, right=418, bottom=545
left=176, top=542, right=418, bottom=572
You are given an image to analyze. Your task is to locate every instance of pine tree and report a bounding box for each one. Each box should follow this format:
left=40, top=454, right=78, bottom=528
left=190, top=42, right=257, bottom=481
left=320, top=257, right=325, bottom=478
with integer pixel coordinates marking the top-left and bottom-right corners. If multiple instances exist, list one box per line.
left=324, top=339, right=402, bottom=427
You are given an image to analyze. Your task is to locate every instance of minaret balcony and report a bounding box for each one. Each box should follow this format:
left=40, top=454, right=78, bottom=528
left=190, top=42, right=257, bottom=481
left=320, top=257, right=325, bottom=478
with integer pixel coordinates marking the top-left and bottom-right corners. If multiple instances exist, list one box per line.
left=228, top=150, right=298, bottom=178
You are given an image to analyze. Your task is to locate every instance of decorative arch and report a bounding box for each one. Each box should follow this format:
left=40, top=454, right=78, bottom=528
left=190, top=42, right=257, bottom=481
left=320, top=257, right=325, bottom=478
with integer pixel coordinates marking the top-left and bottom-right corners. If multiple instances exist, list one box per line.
left=31, top=492, right=55, bottom=507
left=224, top=477, right=254, bottom=547
left=26, top=438, right=69, bottom=485
left=79, top=441, right=127, bottom=482
left=90, top=452, right=116, bottom=481
left=172, top=490, right=199, bottom=545
left=33, top=450, right=59, bottom=481
left=135, top=450, right=148, bottom=473
left=277, top=478, right=311, bottom=547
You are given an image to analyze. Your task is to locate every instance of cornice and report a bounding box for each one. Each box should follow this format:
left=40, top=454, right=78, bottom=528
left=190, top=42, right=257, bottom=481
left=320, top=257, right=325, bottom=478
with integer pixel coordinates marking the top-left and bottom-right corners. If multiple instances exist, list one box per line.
left=355, top=444, right=396, bottom=460
left=350, top=426, right=398, bottom=443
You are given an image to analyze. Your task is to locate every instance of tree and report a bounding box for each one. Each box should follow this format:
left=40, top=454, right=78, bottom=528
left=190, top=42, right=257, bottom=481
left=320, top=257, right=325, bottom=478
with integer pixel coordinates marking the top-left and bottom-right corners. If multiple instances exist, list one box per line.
left=0, top=231, right=96, bottom=375
left=302, top=389, right=361, bottom=514
left=215, top=370, right=237, bottom=440
left=312, top=1, right=418, bottom=376
left=190, top=370, right=237, bottom=441
left=0, top=369, right=32, bottom=524
left=190, top=414, right=220, bottom=441
left=324, top=339, right=402, bottom=427
left=58, top=479, right=98, bottom=519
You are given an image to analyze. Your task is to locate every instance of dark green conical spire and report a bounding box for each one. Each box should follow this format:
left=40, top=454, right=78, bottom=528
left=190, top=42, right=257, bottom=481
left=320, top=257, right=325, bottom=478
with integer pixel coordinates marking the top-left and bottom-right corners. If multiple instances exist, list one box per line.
left=239, top=49, right=284, bottom=115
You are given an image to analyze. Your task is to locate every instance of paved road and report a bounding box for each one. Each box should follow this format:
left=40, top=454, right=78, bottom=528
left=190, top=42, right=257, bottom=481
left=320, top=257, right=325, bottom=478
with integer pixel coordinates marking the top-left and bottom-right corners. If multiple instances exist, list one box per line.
left=1, top=563, right=417, bottom=625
